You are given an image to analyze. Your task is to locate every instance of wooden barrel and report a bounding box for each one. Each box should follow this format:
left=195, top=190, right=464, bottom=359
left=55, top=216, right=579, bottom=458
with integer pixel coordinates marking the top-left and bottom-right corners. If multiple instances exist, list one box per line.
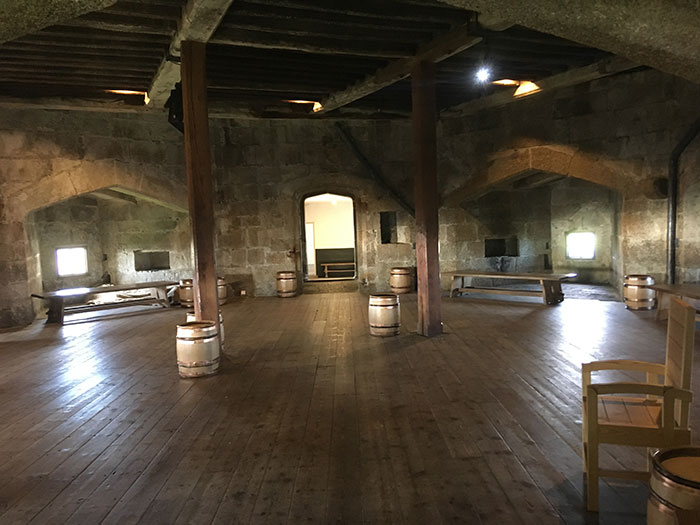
left=179, top=279, right=194, bottom=308
left=175, top=321, right=220, bottom=378
left=624, top=274, right=656, bottom=310
left=390, top=267, right=412, bottom=294
left=277, top=271, right=297, bottom=298
left=368, top=294, right=400, bottom=337
left=217, top=277, right=228, bottom=306
left=648, top=448, right=700, bottom=525
left=187, top=310, right=225, bottom=350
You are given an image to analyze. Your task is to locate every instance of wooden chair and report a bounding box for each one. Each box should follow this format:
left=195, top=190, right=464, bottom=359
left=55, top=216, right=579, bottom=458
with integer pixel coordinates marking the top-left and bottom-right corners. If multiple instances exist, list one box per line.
left=581, top=297, right=696, bottom=511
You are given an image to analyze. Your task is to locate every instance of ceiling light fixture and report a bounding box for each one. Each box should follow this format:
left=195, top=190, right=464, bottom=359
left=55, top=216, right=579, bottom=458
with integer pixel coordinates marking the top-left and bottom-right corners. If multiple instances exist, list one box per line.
left=475, top=67, right=491, bottom=83
left=491, top=79, right=519, bottom=86
left=106, top=89, right=150, bottom=105
left=283, top=99, right=323, bottom=112
left=513, top=80, right=541, bottom=97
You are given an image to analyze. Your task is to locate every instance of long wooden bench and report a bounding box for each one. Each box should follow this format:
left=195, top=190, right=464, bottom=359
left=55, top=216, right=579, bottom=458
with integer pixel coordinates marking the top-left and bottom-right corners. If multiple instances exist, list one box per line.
left=38, top=281, right=178, bottom=324
left=447, top=271, right=577, bottom=305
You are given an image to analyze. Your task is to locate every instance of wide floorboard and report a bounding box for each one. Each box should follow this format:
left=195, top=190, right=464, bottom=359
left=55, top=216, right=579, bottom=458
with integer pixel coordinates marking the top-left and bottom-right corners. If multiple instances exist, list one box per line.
left=0, top=293, right=697, bottom=524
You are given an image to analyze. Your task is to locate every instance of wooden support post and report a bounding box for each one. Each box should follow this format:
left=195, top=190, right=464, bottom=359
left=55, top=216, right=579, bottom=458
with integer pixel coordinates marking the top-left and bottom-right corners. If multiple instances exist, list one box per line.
left=412, top=61, right=442, bottom=337
left=181, top=41, right=219, bottom=326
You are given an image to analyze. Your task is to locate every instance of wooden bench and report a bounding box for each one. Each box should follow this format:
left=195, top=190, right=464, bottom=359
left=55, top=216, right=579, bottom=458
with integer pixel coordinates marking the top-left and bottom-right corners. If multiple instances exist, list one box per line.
left=447, top=271, right=577, bottom=305
left=320, top=262, right=356, bottom=277
left=38, top=281, right=178, bottom=324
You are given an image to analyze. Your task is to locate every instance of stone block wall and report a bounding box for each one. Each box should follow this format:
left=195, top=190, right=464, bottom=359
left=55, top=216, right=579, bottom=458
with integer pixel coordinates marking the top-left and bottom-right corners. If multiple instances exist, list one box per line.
left=0, top=109, right=187, bottom=326
left=99, top=200, right=191, bottom=285
left=211, top=119, right=416, bottom=296
left=439, top=68, right=700, bottom=291
left=550, top=179, right=618, bottom=283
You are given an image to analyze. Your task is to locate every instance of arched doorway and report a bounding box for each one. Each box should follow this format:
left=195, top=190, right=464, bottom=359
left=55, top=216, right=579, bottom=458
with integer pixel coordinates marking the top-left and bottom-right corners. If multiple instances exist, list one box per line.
left=302, top=193, right=357, bottom=281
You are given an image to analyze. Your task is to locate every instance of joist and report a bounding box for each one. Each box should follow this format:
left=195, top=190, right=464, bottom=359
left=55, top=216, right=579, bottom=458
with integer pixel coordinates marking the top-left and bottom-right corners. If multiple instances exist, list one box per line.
left=317, top=24, right=481, bottom=114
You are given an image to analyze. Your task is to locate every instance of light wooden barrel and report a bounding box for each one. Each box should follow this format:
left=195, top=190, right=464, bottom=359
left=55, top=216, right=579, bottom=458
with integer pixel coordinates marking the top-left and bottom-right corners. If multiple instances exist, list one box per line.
left=217, top=277, right=228, bottom=306
left=187, top=310, right=225, bottom=350
left=624, top=274, right=656, bottom=310
left=390, top=267, right=412, bottom=294
left=277, top=271, right=297, bottom=298
left=368, top=294, right=400, bottom=337
left=175, top=321, right=220, bottom=378
left=179, top=279, right=194, bottom=308
left=648, top=448, right=700, bottom=525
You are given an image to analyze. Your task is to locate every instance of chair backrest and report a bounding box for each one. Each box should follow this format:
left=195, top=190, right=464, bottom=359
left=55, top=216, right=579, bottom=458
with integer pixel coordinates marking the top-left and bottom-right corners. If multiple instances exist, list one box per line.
left=664, top=297, right=697, bottom=425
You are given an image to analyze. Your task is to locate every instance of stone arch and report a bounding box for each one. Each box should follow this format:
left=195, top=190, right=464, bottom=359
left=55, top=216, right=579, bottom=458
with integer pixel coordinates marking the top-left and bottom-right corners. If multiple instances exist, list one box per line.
left=7, top=161, right=187, bottom=220
left=446, top=145, right=638, bottom=205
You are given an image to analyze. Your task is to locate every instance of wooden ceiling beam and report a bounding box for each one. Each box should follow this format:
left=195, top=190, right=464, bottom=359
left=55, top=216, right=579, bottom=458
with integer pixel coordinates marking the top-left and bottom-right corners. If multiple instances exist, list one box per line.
left=61, top=13, right=177, bottom=35
left=226, top=5, right=451, bottom=33
left=0, top=43, right=163, bottom=58
left=316, top=24, right=481, bottom=114
left=441, top=56, right=638, bottom=117
left=240, top=0, right=469, bottom=24
left=0, top=94, right=410, bottom=119
left=148, top=0, right=235, bottom=107
left=217, top=15, right=435, bottom=42
left=209, top=28, right=414, bottom=58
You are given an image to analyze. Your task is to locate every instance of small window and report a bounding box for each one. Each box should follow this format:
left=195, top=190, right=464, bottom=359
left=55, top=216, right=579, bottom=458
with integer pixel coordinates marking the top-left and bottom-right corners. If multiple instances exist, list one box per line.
left=134, top=250, right=170, bottom=271
left=380, top=211, right=397, bottom=244
left=566, top=232, right=596, bottom=259
left=56, top=247, right=88, bottom=276
left=485, top=237, right=519, bottom=257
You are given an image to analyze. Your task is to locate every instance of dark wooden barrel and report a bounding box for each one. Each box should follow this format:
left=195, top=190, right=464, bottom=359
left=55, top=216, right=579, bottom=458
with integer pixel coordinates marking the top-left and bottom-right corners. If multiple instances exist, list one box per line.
left=187, top=310, right=225, bottom=350
left=624, top=274, right=656, bottom=310
left=368, top=294, right=400, bottom=337
left=648, top=447, right=700, bottom=525
left=277, top=271, right=297, bottom=298
left=217, top=277, right=228, bottom=306
left=175, top=321, right=220, bottom=378
left=390, top=267, right=412, bottom=294
left=179, top=279, right=194, bottom=308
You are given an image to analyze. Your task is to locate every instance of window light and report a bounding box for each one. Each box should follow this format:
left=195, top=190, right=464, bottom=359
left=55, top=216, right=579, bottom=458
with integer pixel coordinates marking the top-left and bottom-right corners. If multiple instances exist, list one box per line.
left=56, top=247, right=88, bottom=276
left=566, top=232, right=596, bottom=260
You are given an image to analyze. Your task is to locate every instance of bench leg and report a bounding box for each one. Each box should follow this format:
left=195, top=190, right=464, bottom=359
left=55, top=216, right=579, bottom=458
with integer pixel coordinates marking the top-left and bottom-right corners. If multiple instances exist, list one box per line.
left=450, top=276, right=459, bottom=298
left=47, top=297, right=65, bottom=324
left=154, top=287, right=169, bottom=308
left=542, top=280, right=564, bottom=305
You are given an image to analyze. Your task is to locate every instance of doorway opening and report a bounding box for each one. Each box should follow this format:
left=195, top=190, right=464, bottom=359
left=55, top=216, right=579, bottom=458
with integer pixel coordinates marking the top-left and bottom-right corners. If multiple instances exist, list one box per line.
left=302, top=193, right=356, bottom=281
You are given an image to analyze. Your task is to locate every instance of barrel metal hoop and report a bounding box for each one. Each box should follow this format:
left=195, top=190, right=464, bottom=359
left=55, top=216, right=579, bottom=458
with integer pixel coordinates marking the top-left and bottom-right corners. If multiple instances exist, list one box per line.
left=653, top=449, right=700, bottom=490
left=178, top=356, right=221, bottom=368
left=177, top=335, right=219, bottom=343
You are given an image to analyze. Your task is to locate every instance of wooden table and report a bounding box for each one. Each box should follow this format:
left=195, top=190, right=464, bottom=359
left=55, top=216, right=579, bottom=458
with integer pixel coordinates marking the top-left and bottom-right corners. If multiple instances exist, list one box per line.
left=448, top=271, right=578, bottom=305
left=649, top=283, right=700, bottom=321
left=41, top=281, right=178, bottom=324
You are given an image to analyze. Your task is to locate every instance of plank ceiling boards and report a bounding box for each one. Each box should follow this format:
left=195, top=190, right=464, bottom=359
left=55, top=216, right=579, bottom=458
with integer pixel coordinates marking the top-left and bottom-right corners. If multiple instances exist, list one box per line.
left=0, top=0, right=616, bottom=117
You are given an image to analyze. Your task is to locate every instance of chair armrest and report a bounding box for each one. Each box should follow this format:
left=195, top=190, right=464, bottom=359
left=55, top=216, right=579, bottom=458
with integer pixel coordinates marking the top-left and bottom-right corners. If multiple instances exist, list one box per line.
left=582, top=360, right=665, bottom=374
left=587, top=382, right=692, bottom=401
left=586, top=383, right=692, bottom=431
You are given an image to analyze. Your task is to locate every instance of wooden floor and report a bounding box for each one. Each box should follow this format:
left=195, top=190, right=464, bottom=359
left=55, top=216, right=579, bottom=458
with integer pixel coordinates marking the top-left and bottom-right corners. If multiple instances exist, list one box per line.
left=0, top=293, right=697, bottom=524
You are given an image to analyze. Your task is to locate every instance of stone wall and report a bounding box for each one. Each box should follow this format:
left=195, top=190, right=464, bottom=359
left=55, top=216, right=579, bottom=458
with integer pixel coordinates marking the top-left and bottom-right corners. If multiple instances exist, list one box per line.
left=439, top=68, right=700, bottom=290
left=29, top=196, right=104, bottom=291
left=0, top=109, right=187, bottom=326
left=550, top=179, right=617, bottom=283
left=212, top=119, right=415, bottom=296
left=677, top=139, right=700, bottom=283
left=99, top=200, right=191, bottom=285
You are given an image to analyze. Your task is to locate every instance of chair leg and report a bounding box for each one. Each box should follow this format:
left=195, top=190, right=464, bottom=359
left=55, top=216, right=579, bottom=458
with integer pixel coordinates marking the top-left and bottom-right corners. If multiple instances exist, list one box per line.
left=585, top=433, right=599, bottom=511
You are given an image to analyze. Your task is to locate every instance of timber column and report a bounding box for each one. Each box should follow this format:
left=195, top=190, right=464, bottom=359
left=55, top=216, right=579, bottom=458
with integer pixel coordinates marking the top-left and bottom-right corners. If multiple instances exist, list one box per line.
left=412, top=61, right=442, bottom=337
left=181, top=41, right=219, bottom=325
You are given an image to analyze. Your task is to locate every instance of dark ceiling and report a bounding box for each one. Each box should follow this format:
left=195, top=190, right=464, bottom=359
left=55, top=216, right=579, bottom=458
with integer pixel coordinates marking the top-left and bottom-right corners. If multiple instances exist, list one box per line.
left=0, top=0, right=611, bottom=117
